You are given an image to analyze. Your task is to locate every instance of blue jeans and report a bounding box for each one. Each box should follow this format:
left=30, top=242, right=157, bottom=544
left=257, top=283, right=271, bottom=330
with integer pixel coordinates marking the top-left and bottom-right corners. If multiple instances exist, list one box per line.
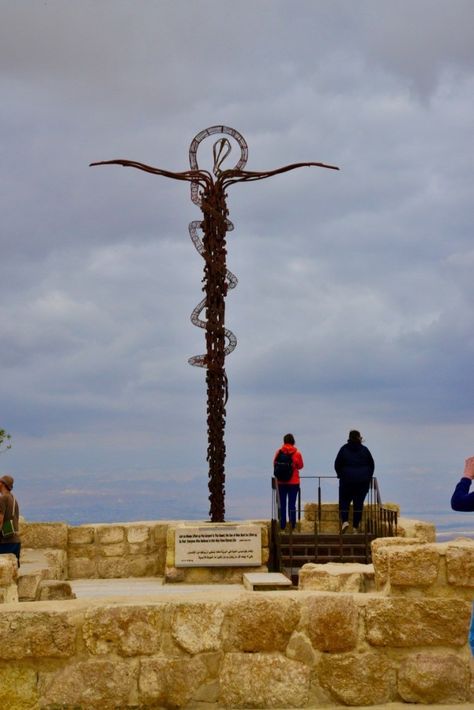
left=0, top=543, right=21, bottom=566
left=278, top=484, right=299, bottom=529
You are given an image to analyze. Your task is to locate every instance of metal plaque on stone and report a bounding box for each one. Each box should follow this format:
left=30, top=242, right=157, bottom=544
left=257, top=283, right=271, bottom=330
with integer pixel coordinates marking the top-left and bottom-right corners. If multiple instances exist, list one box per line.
left=175, top=524, right=262, bottom=567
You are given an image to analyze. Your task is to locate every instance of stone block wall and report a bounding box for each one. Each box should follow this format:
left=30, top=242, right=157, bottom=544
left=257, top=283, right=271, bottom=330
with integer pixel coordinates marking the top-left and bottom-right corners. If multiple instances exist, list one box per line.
left=67, top=522, right=168, bottom=579
left=0, top=590, right=472, bottom=708
left=19, top=519, right=270, bottom=582
left=372, top=536, right=474, bottom=600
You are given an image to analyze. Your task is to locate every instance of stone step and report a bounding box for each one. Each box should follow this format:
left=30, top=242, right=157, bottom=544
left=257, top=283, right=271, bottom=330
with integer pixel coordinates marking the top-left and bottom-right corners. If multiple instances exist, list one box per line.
left=243, top=572, right=293, bottom=591
left=281, top=554, right=369, bottom=567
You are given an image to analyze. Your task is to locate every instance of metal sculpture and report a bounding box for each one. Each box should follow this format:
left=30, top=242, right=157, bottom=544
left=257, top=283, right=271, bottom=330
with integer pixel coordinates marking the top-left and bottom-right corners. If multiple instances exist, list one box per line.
left=91, top=125, right=338, bottom=522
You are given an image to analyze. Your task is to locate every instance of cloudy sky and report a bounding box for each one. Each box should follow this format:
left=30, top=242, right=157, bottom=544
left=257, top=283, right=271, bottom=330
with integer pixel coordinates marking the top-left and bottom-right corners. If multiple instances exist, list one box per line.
left=1, top=0, right=474, bottom=529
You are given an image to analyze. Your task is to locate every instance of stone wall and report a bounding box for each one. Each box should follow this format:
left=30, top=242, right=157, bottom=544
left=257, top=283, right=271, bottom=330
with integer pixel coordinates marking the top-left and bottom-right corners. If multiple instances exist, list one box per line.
left=0, top=586, right=472, bottom=708
left=19, top=519, right=270, bottom=582
left=2, top=519, right=473, bottom=707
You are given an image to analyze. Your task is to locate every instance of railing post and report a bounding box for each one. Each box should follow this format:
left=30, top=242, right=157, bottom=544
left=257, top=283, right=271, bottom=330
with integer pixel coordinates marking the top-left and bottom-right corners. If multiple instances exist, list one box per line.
left=317, top=477, right=322, bottom=533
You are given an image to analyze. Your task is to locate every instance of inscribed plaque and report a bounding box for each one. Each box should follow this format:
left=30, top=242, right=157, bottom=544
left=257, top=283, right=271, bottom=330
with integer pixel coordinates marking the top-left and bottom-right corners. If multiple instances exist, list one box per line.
left=175, top=524, right=262, bottom=567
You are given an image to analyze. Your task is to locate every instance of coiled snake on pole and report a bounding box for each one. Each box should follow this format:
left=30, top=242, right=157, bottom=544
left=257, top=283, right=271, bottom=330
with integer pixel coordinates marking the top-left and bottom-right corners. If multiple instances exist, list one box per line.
left=90, top=126, right=338, bottom=522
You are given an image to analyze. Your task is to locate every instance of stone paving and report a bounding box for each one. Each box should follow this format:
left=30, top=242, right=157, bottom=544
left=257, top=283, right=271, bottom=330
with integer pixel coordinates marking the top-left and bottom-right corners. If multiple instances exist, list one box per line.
left=70, top=576, right=246, bottom=599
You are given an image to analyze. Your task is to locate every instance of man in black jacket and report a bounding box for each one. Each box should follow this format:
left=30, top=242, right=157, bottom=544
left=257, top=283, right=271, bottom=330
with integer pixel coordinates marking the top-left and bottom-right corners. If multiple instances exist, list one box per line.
left=451, top=456, right=474, bottom=512
left=335, top=430, right=375, bottom=533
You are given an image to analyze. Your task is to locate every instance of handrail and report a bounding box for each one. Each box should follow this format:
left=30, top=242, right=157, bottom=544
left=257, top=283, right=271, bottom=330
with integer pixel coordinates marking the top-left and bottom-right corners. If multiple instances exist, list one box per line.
left=272, top=474, right=398, bottom=569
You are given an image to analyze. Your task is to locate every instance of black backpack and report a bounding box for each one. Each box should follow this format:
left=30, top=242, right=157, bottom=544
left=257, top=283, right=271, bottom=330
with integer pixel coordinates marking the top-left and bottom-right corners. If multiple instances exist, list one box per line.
left=273, top=449, right=294, bottom=481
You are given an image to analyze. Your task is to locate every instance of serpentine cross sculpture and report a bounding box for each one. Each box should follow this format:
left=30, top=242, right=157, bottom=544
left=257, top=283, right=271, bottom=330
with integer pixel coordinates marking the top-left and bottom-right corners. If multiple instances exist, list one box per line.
left=91, top=125, right=338, bottom=522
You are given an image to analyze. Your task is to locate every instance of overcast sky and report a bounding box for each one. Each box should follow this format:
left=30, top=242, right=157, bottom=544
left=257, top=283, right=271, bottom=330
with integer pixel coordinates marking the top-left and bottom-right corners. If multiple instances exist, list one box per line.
left=1, top=0, right=474, bottom=527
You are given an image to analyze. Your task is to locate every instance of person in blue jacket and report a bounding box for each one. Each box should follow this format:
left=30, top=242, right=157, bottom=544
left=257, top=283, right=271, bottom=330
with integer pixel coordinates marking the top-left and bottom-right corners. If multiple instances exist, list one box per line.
left=451, top=456, right=474, bottom=511
left=335, top=430, right=375, bottom=533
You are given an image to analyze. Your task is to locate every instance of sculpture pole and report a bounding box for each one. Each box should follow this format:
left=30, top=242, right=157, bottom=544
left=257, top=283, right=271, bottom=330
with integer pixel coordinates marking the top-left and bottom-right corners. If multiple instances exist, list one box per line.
left=91, top=125, right=338, bottom=522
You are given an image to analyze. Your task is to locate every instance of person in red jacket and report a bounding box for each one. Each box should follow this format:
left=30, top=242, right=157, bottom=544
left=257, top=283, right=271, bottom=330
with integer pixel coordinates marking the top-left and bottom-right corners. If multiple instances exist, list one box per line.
left=273, top=433, right=304, bottom=530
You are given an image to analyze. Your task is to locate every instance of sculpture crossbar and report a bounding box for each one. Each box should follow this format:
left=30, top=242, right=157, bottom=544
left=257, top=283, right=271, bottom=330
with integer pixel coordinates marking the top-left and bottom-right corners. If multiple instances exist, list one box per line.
left=91, top=125, right=338, bottom=522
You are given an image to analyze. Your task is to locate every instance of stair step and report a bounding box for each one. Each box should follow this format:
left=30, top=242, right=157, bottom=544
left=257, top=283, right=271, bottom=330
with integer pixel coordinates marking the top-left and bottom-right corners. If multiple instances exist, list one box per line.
left=280, top=533, right=376, bottom=543
left=281, top=555, right=369, bottom=567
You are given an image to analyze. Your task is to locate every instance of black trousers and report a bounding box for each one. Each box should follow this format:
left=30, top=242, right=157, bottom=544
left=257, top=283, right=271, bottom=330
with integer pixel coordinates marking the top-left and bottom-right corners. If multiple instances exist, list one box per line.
left=339, top=479, right=371, bottom=528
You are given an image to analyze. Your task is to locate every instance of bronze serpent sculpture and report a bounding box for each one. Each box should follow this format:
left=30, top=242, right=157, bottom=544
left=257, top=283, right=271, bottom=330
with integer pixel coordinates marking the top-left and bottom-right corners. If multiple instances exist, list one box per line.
left=91, top=125, right=338, bottom=522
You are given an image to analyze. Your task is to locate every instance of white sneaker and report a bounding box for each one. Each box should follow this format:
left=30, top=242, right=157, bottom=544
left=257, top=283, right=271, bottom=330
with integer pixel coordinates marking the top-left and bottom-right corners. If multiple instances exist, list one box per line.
left=341, top=522, right=349, bottom=533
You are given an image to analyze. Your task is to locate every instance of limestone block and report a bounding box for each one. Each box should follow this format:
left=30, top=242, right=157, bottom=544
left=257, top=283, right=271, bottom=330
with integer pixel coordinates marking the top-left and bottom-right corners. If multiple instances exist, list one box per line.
left=398, top=652, right=470, bottom=703
left=387, top=544, right=440, bottom=587
left=68, top=525, right=96, bottom=545
left=166, top=525, right=176, bottom=549
left=397, top=517, right=436, bottom=542
left=259, top=522, right=269, bottom=547
left=126, top=524, right=150, bottom=544
left=139, top=655, right=208, bottom=706
left=318, top=651, right=395, bottom=705
left=38, top=580, right=76, bottom=601
left=20, top=521, right=68, bottom=549
left=0, top=611, right=76, bottom=658
left=98, top=542, right=127, bottom=557
left=96, top=524, right=125, bottom=544
left=39, top=658, right=138, bottom=709
left=299, top=562, right=373, bottom=592
left=303, top=503, right=340, bottom=533
left=166, top=548, right=175, bottom=569
left=165, top=564, right=185, bottom=583
left=446, top=539, right=474, bottom=587
left=0, top=555, right=17, bottom=584
left=365, top=597, right=471, bottom=647
left=18, top=571, right=43, bottom=601
left=171, top=601, right=225, bottom=654
left=127, top=553, right=159, bottom=577
left=193, top=679, right=220, bottom=703
left=303, top=594, right=358, bottom=652
left=68, top=556, right=97, bottom=579
left=43, top=548, right=68, bottom=579
left=21, top=547, right=67, bottom=581
left=83, top=604, right=165, bottom=656
left=97, top=556, right=130, bottom=578
left=0, top=583, right=18, bottom=603
left=67, top=543, right=97, bottom=559
left=470, top=655, right=474, bottom=702
left=371, top=537, right=425, bottom=590
left=155, top=547, right=166, bottom=574
left=128, top=541, right=151, bottom=555
left=220, top=652, right=310, bottom=708
left=0, top=554, right=17, bottom=584
left=286, top=631, right=317, bottom=666
left=222, top=596, right=300, bottom=652
left=0, top=666, right=39, bottom=710
left=152, top=522, right=168, bottom=545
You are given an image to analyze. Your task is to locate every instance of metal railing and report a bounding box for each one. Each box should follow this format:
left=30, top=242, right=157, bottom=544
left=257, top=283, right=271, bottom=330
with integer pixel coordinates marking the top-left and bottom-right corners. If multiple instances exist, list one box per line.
left=270, top=475, right=398, bottom=573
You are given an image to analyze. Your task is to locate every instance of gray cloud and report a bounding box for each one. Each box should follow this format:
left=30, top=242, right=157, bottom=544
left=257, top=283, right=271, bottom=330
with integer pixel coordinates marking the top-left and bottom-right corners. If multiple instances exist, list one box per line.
left=1, top=0, right=474, bottom=524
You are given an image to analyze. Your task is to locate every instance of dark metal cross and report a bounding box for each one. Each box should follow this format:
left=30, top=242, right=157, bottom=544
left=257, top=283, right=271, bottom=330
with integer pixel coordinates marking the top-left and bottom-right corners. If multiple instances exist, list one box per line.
left=91, top=125, right=338, bottom=522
